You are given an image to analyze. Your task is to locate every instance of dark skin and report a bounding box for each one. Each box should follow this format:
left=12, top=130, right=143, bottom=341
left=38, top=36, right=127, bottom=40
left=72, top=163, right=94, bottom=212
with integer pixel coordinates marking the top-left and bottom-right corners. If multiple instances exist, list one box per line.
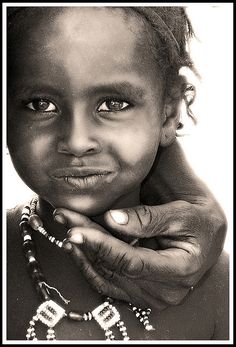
left=7, top=203, right=229, bottom=340
left=56, top=140, right=227, bottom=309
left=7, top=7, right=227, bottom=316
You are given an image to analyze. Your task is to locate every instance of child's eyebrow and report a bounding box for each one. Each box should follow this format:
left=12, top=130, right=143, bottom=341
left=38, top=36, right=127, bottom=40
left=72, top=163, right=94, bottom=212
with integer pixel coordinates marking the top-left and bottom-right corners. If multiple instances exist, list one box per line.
left=10, top=81, right=146, bottom=100
left=84, top=82, right=146, bottom=100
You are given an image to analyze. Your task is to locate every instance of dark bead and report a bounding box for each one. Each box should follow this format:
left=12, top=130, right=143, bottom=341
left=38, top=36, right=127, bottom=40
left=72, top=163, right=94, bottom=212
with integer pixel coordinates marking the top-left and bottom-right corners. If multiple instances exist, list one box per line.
left=21, top=217, right=28, bottom=222
left=24, top=249, right=36, bottom=259
left=19, top=221, right=30, bottom=231
left=35, top=282, right=51, bottom=301
left=22, top=240, right=36, bottom=254
left=67, top=311, right=84, bottom=321
left=32, top=271, right=46, bottom=284
left=27, top=260, right=40, bottom=274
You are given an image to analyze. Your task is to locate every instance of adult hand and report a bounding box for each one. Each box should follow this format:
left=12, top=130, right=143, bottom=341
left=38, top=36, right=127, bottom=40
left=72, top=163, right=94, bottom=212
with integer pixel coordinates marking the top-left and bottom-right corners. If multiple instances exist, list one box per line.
left=55, top=197, right=226, bottom=310
left=54, top=140, right=227, bottom=309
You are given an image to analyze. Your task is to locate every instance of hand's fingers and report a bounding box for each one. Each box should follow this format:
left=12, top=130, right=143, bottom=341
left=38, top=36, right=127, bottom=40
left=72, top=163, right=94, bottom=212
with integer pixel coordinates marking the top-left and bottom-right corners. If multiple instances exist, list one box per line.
left=53, top=207, right=106, bottom=232
left=66, top=242, right=130, bottom=301
left=65, top=241, right=168, bottom=309
left=66, top=227, right=144, bottom=277
left=66, top=227, right=197, bottom=284
left=104, top=200, right=196, bottom=239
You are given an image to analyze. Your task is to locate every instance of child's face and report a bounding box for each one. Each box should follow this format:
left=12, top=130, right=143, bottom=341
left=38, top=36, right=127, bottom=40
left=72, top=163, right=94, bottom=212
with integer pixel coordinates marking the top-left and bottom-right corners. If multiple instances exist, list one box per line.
left=8, top=7, right=166, bottom=216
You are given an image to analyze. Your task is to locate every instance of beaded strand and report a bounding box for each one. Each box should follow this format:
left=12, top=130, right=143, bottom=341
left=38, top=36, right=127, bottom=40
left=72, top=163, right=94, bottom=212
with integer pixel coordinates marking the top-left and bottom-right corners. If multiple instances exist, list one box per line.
left=29, top=197, right=63, bottom=248
left=20, top=203, right=51, bottom=303
left=20, top=197, right=155, bottom=340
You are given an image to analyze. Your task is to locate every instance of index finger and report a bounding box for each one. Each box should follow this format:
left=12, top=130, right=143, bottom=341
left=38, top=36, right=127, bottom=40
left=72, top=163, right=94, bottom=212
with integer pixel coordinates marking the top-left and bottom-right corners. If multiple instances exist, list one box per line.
left=66, top=227, right=193, bottom=282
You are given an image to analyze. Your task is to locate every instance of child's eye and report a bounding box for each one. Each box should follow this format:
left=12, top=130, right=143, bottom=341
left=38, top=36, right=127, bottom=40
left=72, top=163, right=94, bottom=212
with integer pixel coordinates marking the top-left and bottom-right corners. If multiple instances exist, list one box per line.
left=25, top=99, right=57, bottom=112
left=97, top=100, right=130, bottom=113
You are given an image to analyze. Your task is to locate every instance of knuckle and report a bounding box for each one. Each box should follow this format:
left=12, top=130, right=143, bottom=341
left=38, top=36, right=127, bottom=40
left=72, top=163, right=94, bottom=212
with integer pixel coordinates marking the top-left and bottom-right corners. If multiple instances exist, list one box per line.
left=121, top=255, right=145, bottom=278
left=133, top=205, right=151, bottom=230
left=94, top=277, right=109, bottom=295
left=135, top=205, right=161, bottom=235
left=178, top=252, right=202, bottom=278
left=176, top=201, right=199, bottom=222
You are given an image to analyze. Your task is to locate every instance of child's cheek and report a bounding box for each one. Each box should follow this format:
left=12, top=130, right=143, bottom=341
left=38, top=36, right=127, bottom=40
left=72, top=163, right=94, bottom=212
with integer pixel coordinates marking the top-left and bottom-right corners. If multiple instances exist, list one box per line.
left=29, top=135, right=54, bottom=161
left=110, top=125, right=161, bottom=167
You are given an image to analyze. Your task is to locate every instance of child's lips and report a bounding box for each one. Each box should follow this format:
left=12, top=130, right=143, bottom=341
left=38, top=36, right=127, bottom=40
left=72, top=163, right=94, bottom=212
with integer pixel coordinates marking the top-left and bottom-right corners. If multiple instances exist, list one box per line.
left=50, top=166, right=113, bottom=178
left=50, top=167, right=116, bottom=190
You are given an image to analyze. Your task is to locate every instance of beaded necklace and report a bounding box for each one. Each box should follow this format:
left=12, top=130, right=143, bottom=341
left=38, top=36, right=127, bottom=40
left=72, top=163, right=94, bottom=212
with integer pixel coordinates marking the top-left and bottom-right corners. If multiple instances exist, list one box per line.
left=20, top=196, right=155, bottom=341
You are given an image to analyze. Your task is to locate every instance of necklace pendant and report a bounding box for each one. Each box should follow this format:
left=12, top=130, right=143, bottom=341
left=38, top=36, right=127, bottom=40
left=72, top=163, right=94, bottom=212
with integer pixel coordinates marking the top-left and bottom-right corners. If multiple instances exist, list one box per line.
left=92, top=301, right=130, bottom=341
left=26, top=300, right=66, bottom=340
left=92, top=301, right=120, bottom=331
left=36, top=300, right=66, bottom=327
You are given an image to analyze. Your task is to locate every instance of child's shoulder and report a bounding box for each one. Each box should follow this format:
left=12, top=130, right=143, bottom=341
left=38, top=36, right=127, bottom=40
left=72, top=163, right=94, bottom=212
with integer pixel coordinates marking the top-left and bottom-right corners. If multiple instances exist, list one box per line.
left=193, top=251, right=229, bottom=340
left=204, top=251, right=229, bottom=297
left=7, top=202, right=25, bottom=267
left=7, top=203, right=24, bottom=228
left=210, top=251, right=229, bottom=339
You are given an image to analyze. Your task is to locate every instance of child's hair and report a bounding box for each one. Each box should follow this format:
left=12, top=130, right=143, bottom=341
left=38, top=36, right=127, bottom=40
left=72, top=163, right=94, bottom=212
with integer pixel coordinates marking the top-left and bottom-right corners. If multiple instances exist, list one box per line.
left=7, top=6, right=197, bottom=127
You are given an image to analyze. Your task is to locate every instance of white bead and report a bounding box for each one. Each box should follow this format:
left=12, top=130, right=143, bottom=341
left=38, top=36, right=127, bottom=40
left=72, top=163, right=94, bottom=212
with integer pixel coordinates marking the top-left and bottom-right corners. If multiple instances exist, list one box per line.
left=22, top=207, right=30, bottom=214
left=124, top=337, right=130, bottom=341
left=23, top=235, right=32, bottom=241
left=21, top=213, right=30, bottom=220
left=145, top=324, right=155, bottom=331
left=28, top=256, right=36, bottom=262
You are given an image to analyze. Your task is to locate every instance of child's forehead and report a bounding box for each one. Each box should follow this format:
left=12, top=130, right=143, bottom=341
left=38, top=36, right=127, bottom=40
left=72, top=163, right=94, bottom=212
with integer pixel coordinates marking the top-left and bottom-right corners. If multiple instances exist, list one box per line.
left=51, top=8, right=145, bottom=46
left=11, top=7, right=146, bottom=40
left=9, top=7, right=160, bottom=80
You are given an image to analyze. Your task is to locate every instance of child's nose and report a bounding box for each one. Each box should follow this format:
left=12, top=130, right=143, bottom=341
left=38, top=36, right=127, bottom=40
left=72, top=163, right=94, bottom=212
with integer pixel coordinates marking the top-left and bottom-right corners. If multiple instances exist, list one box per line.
left=57, top=107, right=101, bottom=157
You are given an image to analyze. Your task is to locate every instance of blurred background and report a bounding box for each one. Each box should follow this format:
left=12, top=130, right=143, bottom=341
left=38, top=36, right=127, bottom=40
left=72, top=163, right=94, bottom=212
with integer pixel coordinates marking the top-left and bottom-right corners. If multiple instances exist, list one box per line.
left=3, top=4, right=233, bottom=253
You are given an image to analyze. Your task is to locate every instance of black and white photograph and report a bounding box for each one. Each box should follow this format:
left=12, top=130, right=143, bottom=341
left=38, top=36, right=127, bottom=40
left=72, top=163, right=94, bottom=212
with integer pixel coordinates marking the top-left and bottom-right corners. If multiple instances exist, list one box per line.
left=3, top=2, right=233, bottom=343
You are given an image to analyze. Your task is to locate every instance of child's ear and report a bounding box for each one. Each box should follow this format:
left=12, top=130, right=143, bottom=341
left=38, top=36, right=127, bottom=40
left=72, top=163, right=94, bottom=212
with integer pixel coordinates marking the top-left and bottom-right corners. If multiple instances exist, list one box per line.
left=160, top=102, right=181, bottom=147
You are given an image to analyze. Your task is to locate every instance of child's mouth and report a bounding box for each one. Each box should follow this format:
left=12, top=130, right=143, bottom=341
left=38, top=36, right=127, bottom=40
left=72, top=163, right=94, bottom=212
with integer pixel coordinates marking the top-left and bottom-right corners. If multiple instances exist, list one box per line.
left=50, top=167, right=116, bottom=191
left=63, top=174, right=111, bottom=190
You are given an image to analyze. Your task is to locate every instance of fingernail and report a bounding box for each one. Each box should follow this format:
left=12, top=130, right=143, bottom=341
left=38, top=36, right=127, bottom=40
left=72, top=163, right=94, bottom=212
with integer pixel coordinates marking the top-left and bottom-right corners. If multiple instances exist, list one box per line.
left=69, top=233, right=84, bottom=244
left=109, top=210, right=129, bottom=225
left=62, top=240, right=73, bottom=253
left=54, top=213, right=66, bottom=225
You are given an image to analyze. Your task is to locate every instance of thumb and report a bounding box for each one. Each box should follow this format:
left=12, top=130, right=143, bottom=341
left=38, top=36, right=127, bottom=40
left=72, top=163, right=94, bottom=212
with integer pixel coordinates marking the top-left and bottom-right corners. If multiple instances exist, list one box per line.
left=104, top=201, right=190, bottom=238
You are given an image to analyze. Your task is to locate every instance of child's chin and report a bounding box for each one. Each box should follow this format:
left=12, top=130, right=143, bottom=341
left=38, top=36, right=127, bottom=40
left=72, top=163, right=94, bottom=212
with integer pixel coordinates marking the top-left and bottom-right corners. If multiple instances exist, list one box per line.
left=53, top=195, right=111, bottom=217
